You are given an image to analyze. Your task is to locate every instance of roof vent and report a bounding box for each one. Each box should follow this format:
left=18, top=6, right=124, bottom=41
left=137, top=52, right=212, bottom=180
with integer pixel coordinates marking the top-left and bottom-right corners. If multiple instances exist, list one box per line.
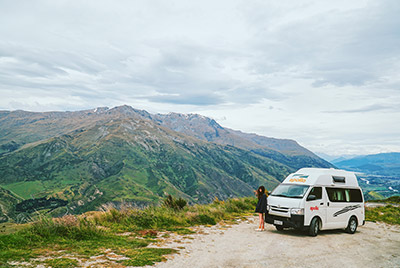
left=332, top=176, right=345, bottom=183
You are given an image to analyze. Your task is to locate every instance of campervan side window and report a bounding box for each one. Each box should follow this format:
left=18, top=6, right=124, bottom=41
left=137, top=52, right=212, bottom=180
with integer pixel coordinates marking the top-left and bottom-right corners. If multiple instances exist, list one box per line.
left=326, top=188, right=346, bottom=202
left=349, top=189, right=363, bottom=202
left=326, top=188, right=363, bottom=203
left=307, top=187, right=322, bottom=200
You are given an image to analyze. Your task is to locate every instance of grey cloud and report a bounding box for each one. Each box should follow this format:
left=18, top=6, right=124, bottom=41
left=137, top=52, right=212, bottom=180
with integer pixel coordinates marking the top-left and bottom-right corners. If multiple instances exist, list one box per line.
left=311, top=69, right=373, bottom=87
left=0, top=0, right=399, bottom=111
left=310, top=2, right=400, bottom=87
left=118, top=42, right=280, bottom=105
left=148, top=93, right=224, bottom=106
left=323, top=104, right=391, bottom=114
left=0, top=51, right=67, bottom=79
left=241, top=1, right=400, bottom=88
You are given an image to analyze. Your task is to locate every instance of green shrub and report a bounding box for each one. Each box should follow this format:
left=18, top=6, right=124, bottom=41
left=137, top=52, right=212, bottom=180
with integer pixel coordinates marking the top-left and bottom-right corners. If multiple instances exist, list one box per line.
left=175, top=198, right=188, bottom=210
left=162, top=195, right=187, bottom=210
left=197, top=214, right=217, bottom=225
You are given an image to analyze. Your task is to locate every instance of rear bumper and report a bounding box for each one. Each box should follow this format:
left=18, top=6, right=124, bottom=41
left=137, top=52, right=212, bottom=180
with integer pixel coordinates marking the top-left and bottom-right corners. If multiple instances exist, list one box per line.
left=265, top=212, right=305, bottom=230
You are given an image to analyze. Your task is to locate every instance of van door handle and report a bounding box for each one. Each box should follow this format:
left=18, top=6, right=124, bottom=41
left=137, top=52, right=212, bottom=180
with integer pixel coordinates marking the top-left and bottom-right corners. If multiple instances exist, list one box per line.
left=320, top=203, right=324, bottom=205
left=327, top=202, right=330, bottom=207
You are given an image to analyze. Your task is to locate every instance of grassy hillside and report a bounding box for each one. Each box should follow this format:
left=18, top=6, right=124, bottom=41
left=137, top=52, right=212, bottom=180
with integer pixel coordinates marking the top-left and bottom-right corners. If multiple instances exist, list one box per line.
left=0, top=187, right=23, bottom=223
left=0, top=117, right=289, bottom=220
left=366, top=196, right=400, bottom=225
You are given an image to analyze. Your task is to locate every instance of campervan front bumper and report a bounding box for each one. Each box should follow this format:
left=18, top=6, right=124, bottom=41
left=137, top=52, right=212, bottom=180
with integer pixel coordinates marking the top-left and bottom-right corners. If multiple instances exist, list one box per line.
left=265, top=212, right=305, bottom=229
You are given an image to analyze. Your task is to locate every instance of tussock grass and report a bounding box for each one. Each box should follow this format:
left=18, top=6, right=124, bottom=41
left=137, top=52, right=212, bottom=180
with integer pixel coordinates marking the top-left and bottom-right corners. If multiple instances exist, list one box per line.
left=89, top=196, right=256, bottom=233
left=366, top=205, right=400, bottom=225
left=28, top=215, right=102, bottom=240
left=366, top=196, right=400, bottom=225
left=0, top=197, right=256, bottom=267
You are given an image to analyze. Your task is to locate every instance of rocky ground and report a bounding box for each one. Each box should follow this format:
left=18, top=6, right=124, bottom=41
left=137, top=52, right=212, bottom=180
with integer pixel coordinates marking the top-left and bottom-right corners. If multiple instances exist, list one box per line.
left=149, top=216, right=400, bottom=268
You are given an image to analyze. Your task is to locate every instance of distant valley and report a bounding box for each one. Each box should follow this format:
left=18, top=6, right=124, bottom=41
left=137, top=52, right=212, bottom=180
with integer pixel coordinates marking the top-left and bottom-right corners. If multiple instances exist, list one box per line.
left=332, top=152, right=400, bottom=200
left=333, top=152, right=400, bottom=176
left=0, top=105, right=332, bottom=222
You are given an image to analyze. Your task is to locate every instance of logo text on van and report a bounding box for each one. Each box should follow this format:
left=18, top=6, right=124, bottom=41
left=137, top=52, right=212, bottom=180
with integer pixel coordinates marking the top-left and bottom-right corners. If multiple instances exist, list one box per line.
left=289, top=175, right=309, bottom=183
left=310, top=206, right=319, bottom=211
left=289, top=178, right=306, bottom=183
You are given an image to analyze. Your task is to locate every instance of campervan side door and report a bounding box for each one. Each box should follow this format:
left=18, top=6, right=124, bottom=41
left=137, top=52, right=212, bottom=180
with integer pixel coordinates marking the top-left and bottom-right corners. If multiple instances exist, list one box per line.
left=304, top=186, right=327, bottom=227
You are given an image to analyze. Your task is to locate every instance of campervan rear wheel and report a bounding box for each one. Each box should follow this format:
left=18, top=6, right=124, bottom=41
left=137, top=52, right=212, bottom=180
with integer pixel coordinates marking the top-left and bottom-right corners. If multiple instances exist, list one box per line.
left=275, top=225, right=284, bottom=231
left=346, top=216, right=358, bottom=234
left=309, top=217, right=320, bottom=237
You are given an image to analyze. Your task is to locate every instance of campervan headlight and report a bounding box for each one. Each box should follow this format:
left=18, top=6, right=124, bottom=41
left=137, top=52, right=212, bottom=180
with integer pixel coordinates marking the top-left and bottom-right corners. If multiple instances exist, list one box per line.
left=267, top=205, right=271, bottom=211
left=290, top=208, right=304, bottom=215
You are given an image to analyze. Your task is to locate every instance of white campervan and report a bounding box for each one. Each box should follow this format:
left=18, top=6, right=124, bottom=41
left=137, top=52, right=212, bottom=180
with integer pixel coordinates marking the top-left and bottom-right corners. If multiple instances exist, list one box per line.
left=265, top=168, right=365, bottom=236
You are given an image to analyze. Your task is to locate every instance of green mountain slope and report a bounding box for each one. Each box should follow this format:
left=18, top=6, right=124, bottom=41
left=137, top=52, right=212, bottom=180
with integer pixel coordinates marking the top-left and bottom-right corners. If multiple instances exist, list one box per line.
left=0, top=105, right=332, bottom=222
left=153, top=113, right=333, bottom=170
left=0, top=116, right=290, bottom=219
left=0, top=186, right=22, bottom=223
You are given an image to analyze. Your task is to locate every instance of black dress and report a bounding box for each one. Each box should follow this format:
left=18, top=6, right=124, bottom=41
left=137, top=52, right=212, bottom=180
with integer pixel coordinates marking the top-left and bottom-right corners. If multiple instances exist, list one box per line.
left=255, top=193, right=267, bottom=213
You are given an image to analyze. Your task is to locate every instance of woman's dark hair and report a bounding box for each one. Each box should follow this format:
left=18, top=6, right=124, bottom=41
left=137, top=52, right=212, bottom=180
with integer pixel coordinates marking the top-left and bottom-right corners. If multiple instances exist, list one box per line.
left=257, top=186, right=265, bottom=199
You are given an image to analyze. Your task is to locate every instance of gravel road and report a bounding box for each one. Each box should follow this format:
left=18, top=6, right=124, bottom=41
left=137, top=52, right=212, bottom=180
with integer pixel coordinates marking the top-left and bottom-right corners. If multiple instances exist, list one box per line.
left=149, top=216, right=400, bottom=268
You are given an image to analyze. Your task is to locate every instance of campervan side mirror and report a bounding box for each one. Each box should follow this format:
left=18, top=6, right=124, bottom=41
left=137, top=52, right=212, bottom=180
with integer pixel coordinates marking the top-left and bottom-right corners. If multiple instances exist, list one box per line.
left=307, top=195, right=316, bottom=201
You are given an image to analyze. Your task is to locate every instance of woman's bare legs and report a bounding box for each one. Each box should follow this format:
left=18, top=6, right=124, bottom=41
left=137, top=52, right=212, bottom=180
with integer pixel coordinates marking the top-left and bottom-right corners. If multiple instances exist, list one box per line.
left=258, top=213, right=264, bottom=230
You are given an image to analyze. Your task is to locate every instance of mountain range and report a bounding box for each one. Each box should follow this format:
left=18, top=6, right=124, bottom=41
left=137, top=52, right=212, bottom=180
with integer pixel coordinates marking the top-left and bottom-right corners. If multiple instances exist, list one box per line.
left=334, top=152, right=400, bottom=177
left=0, top=105, right=332, bottom=222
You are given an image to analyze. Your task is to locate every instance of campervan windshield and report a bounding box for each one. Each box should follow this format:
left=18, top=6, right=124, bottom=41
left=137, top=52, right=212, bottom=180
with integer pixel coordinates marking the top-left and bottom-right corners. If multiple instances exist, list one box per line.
left=271, top=184, right=309, bottom=199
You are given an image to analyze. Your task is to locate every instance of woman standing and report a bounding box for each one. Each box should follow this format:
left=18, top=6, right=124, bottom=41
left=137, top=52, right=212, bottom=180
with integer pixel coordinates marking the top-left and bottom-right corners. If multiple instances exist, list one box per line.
left=255, top=186, right=268, bottom=231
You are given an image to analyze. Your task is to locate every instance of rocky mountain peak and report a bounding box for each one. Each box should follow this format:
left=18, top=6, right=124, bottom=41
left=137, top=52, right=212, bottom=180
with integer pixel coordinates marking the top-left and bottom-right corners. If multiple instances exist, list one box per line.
left=108, top=105, right=152, bottom=120
left=92, top=107, right=109, bottom=113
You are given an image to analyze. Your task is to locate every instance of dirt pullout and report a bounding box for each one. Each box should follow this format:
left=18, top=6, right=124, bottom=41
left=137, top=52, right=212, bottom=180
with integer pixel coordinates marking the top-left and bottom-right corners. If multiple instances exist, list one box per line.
left=149, top=217, right=400, bottom=268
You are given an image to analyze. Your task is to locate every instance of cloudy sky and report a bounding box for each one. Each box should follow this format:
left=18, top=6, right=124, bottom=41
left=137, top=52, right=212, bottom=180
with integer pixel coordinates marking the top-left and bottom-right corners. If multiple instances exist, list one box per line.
left=0, top=0, right=399, bottom=157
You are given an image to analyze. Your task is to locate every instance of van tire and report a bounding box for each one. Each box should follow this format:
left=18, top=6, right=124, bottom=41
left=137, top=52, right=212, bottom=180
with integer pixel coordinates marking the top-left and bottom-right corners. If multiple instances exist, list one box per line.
left=309, top=217, right=320, bottom=237
left=275, top=225, right=284, bottom=231
left=346, top=216, right=358, bottom=234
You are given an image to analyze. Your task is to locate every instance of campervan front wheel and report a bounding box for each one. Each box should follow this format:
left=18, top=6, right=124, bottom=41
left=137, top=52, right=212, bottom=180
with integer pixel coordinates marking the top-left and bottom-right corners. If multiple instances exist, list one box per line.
left=309, top=217, right=320, bottom=237
left=346, top=216, right=358, bottom=234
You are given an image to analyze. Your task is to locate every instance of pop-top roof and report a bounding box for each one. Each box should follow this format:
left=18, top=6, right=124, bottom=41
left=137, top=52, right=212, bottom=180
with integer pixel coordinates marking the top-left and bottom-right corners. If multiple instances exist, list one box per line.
left=282, top=168, right=359, bottom=187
